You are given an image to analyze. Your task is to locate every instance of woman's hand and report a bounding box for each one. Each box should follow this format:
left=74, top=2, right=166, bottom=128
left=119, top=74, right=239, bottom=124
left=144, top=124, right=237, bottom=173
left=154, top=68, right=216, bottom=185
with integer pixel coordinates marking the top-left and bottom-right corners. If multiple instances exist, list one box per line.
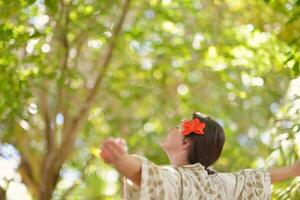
left=293, top=160, right=300, bottom=176
left=99, top=137, right=142, bottom=187
left=99, top=137, right=128, bottom=166
left=270, top=159, right=300, bottom=184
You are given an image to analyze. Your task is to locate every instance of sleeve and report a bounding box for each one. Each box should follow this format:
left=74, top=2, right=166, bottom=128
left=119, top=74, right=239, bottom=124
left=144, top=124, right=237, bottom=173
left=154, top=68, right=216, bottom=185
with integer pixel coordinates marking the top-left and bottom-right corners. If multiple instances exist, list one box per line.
left=122, top=154, right=170, bottom=200
left=235, top=168, right=272, bottom=200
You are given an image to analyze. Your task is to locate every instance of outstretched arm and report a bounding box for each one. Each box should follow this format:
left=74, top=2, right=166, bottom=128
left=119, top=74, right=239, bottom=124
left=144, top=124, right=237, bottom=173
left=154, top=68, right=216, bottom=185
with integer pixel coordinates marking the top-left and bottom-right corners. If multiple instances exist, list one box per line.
left=269, top=160, right=300, bottom=184
left=99, top=138, right=142, bottom=187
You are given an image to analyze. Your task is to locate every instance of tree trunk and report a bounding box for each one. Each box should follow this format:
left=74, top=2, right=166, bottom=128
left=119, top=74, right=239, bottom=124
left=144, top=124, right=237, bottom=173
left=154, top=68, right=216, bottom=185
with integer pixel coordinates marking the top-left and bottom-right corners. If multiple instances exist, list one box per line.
left=19, top=0, right=132, bottom=199
left=0, top=186, right=6, bottom=200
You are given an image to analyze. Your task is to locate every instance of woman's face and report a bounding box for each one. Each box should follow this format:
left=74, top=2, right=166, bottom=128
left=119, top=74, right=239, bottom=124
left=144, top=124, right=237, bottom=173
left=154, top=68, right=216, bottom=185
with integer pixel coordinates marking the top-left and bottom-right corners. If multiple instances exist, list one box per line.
left=159, top=120, right=185, bottom=152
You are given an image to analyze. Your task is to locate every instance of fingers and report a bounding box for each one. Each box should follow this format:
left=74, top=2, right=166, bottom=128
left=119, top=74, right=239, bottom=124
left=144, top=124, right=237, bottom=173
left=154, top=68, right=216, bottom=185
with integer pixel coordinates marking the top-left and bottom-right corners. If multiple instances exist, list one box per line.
left=116, top=138, right=128, bottom=152
left=104, top=143, right=122, bottom=161
left=99, top=137, right=127, bottom=164
left=103, top=138, right=124, bottom=155
left=100, top=150, right=113, bottom=164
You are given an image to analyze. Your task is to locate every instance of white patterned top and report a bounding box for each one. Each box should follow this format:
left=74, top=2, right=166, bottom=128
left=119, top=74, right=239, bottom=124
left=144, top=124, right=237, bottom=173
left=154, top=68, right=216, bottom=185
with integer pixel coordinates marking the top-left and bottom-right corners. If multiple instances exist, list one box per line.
left=123, top=155, right=271, bottom=200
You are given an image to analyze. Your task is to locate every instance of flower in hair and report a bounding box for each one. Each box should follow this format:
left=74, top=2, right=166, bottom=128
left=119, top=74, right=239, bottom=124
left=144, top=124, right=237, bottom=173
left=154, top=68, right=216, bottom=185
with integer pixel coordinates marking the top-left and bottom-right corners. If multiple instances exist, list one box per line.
left=181, top=118, right=206, bottom=136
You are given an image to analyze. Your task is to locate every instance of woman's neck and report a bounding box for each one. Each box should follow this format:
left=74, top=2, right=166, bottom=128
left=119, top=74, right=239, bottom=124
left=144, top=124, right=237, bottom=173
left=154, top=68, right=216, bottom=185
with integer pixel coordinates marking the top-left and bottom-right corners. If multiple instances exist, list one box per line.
left=168, top=152, right=190, bottom=167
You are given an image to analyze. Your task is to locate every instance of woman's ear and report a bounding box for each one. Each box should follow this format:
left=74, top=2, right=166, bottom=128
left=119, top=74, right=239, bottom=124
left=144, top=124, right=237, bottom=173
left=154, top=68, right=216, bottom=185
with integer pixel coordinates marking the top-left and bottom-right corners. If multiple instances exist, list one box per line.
left=180, top=137, right=191, bottom=150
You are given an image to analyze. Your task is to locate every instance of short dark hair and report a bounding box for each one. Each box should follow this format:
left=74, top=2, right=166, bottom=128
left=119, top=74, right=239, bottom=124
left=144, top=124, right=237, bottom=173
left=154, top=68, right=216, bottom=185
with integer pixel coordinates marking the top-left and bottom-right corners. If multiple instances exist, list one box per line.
left=183, top=112, right=225, bottom=174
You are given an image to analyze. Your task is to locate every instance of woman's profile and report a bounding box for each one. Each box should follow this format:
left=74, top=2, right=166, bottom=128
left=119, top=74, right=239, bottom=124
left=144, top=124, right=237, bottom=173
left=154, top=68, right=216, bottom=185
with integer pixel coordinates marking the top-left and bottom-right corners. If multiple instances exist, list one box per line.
left=99, top=112, right=300, bottom=200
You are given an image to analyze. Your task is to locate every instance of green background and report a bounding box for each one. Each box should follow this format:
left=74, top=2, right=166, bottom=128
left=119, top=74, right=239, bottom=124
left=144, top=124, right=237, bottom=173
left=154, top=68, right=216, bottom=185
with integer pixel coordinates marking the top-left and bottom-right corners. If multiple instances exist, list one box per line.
left=0, top=0, right=299, bottom=199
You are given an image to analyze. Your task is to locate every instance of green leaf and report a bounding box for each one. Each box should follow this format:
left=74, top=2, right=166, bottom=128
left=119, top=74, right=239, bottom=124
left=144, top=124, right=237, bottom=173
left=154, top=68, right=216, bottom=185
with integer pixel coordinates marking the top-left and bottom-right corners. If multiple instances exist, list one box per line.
left=263, top=0, right=272, bottom=3
left=45, top=0, right=58, bottom=13
left=284, top=54, right=294, bottom=64
left=292, top=61, right=300, bottom=76
left=287, top=11, right=300, bottom=24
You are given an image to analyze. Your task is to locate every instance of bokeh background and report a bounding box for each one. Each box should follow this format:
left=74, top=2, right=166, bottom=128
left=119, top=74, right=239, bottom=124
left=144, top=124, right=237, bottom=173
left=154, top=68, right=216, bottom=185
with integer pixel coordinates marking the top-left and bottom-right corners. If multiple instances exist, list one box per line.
left=0, top=0, right=300, bottom=199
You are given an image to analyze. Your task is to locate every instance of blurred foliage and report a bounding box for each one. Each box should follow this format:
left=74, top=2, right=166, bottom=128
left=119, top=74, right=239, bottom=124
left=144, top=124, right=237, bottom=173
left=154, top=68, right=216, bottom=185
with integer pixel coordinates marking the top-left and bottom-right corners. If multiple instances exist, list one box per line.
left=0, top=0, right=299, bottom=199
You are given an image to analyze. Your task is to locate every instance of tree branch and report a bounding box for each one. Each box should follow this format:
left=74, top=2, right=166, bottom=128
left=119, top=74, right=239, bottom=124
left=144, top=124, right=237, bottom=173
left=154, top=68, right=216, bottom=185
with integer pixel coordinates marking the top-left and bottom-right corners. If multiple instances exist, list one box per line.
left=56, top=0, right=72, bottom=138
left=38, top=86, right=54, bottom=155
left=56, top=0, right=132, bottom=165
left=19, top=155, right=39, bottom=197
left=60, top=157, right=94, bottom=200
left=36, top=1, right=72, bottom=198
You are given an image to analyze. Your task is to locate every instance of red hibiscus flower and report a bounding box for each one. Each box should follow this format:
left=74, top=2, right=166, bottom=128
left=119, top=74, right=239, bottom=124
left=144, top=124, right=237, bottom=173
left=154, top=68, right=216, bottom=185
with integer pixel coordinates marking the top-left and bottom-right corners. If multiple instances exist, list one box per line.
left=181, top=118, right=206, bottom=136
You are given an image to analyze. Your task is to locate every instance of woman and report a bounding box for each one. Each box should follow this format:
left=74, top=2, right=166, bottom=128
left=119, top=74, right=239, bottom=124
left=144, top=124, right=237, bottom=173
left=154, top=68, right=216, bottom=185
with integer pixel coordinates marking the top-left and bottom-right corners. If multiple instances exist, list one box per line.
left=99, top=112, right=300, bottom=199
